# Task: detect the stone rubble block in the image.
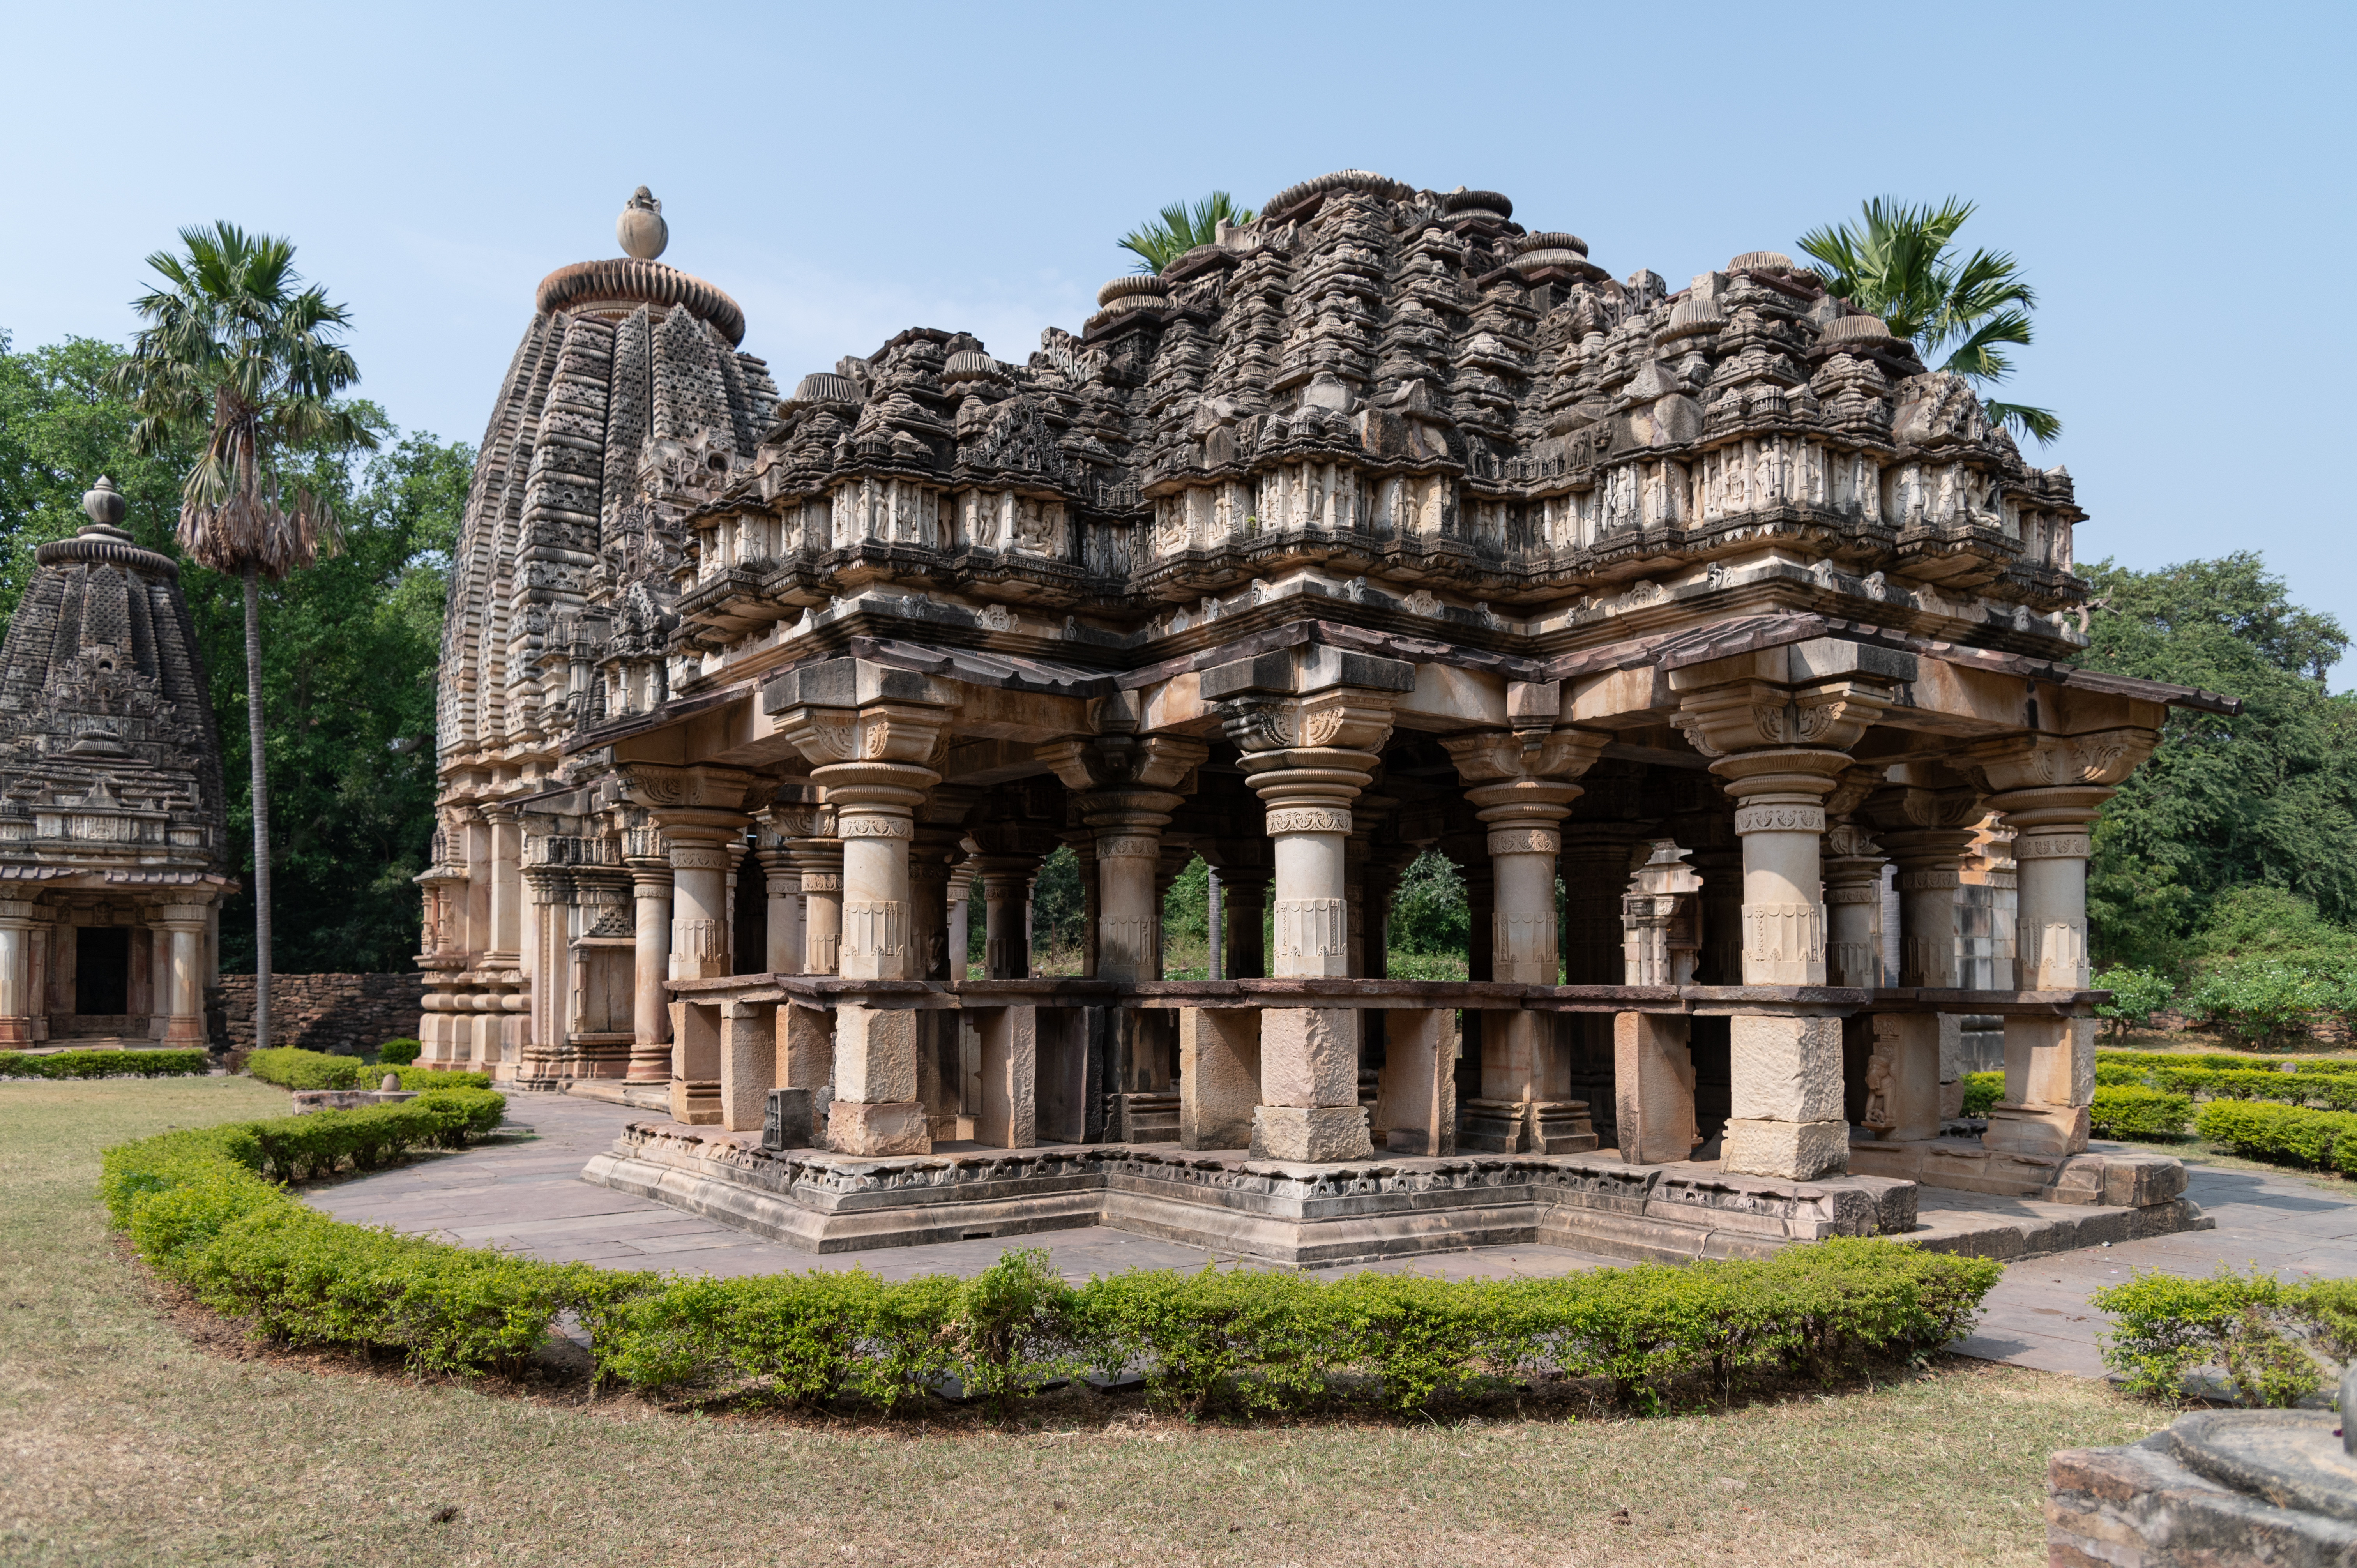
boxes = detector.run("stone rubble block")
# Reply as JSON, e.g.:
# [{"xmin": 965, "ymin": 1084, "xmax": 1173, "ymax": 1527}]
[
  {"xmin": 1728, "ymin": 1014, "xmax": 1844, "ymax": 1124},
  {"xmin": 1721, "ymin": 1117, "xmax": 1850, "ymax": 1181}
]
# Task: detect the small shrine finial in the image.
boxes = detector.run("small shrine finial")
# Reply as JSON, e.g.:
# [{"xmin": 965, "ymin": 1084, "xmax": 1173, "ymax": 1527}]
[
  {"xmin": 618, "ymin": 187, "xmax": 668, "ymax": 261},
  {"xmin": 81, "ymin": 476, "xmax": 127, "ymax": 531}
]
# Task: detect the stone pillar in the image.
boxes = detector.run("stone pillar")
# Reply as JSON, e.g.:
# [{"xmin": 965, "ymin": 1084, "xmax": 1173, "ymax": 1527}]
[
  {"xmin": 976, "ymin": 1004, "xmax": 1038, "ymax": 1148},
  {"xmin": 1869, "ymin": 779, "xmax": 1983, "ymax": 1142},
  {"xmin": 663, "ymin": 830, "xmax": 737, "ymax": 982},
  {"xmin": 485, "ymin": 805, "xmax": 523, "ymax": 961},
  {"xmin": 668, "ymin": 999, "xmax": 721, "ymax": 1125},
  {"xmin": 791, "ymin": 831, "xmax": 842, "ymax": 976},
  {"xmin": 624, "ymin": 844, "xmax": 673, "ymax": 1084},
  {"xmin": 1206, "ymin": 868, "xmax": 1223, "ymax": 981},
  {"xmin": 460, "ymin": 806, "xmax": 491, "ymax": 955},
  {"xmin": 767, "ymin": 671, "xmax": 958, "ymax": 1154},
  {"xmin": 948, "ymin": 863, "xmax": 975, "ymax": 983},
  {"xmin": 755, "ymin": 835, "xmax": 803, "ymax": 976},
  {"xmin": 1822, "ymin": 823, "xmax": 1888, "ymax": 989},
  {"xmin": 1208, "ymin": 648, "xmax": 1411, "ymax": 1161},
  {"xmin": 1973, "ymin": 730, "xmax": 2152, "ymax": 1155},
  {"xmin": 0, "ymin": 899, "xmax": 38, "ymax": 1045},
  {"xmin": 153, "ymin": 902, "xmax": 208, "ymax": 1045},
  {"xmin": 1443, "ymin": 716, "xmax": 1607, "ymax": 1153},
  {"xmin": 975, "ymin": 860, "xmax": 1037, "ymax": 979},
  {"xmin": 1673, "ymin": 674, "xmax": 1894, "ymax": 1180},
  {"xmin": 1216, "ymin": 867, "xmax": 1267, "ymax": 980},
  {"xmin": 1041, "ymin": 738, "xmax": 1202, "ymax": 1129},
  {"xmin": 1040, "ymin": 736, "xmax": 1206, "ymax": 984},
  {"xmin": 1561, "ymin": 825, "xmax": 1643, "ymax": 984}
]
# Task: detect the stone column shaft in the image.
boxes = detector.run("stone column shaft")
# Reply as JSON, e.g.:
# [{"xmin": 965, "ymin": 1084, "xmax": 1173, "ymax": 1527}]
[{"xmin": 625, "ymin": 860, "xmax": 673, "ymax": 1084}]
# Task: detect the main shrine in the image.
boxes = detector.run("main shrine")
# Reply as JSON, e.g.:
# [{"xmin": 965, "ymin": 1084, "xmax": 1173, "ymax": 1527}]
[{"xmin": 417, "ymin": 175, "xmax": 2226, "ymax": 1260}]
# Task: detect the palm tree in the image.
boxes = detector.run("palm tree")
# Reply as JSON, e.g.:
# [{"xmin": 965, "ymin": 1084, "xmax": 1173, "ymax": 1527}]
[
  {"xmin": 1797, "ymin": 198, "xmax": 2060, "ymax": 444},
  {"xmin": 1118, "ymin": 192, "xmax": 1255, "ymax": 274},
  {"xmin": 106, "ymin": 222, "xmax": 377, "ymax": 1052}
]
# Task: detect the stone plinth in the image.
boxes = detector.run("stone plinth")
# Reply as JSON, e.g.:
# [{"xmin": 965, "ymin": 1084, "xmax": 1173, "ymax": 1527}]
[{"xmin": 2048, "ymin": 1407, "xmax": 2357, "ymax": 1567}]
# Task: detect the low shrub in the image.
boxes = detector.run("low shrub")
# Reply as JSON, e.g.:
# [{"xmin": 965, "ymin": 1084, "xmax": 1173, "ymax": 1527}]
[
  {"xmin": 376, "ymin": 1038, "xmax": 422, "ymax": 1067},
  {"xmin": 246, "ymin": 1047, "xmax": 363, "ymax": 1091},
  {"xmin": 2097, "ymin": 1049, "xmax": 2357, "ymax": 1077},
  {"xmin": 2088, "ymin": 1086, "xmax": 2193, "ymax": 1139},
  {"xmin": 2092, "ymin": 966, "xmax": 2177, "ymax": 1037},
  {"xmin": 104, "ymin": 1121, "xmax": 2004, "ymax": 1409},
  {"xmin": 246, "ymin": 1047, "xmax": 488, "ymax": 1093},
  {"xmin": 2195, "ymin": 1099, "xmax": 2357, "ymax": 1175},
  {"xmin": 0, "ymin": 1048, "xmax": 210, "ymax": 1079},
  {"xmin": 102, "ymin": 1088, "xmax": 562, "ymax": 1375},
  {"xmin": 2091, "ymin": 1266, "xmax": 2355, "ymax": 1406},
  {"xmin": 1959, "ymin": 1071, "xmax": 2005, "ymax": 1118}
]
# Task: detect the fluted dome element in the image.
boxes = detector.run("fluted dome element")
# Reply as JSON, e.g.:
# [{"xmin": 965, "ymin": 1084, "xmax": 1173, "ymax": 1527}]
[{"xmin": 535, "ymin": 257, "xmax": 748, "ymax": 347}]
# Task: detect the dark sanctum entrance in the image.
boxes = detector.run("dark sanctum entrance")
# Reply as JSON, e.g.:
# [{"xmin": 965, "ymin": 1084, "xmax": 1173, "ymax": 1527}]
[{"xmin": 74, "ymin": 925, "xmax": 131, "ymax": 1016}]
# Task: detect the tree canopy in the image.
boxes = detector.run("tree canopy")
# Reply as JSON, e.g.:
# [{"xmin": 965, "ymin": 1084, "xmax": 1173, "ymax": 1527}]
[
  {"xmin": 1, "ymin": 330, "xmax": 466, "ymax": 973},
  {"xmin": 2080, "ymin": 553, "xmax": 2357, "ymax": 969}
]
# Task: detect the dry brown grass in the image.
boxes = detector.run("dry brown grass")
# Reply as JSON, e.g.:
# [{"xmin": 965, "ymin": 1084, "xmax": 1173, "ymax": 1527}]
[{"xmin": 0, "ymin": 1078, "xmax": 2171, "ymax": 1567}]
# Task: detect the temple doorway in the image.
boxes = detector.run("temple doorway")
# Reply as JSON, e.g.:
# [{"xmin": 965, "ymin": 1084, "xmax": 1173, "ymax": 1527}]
[{"xmin": 74, "ymin": 925, "xmax": 131, "ymax": 1015}]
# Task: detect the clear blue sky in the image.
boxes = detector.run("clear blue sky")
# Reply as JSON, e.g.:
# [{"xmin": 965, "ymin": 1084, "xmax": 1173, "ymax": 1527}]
[{"xmin": 8, "ymin": 2, "xmax": 2351, "ymax": 681}]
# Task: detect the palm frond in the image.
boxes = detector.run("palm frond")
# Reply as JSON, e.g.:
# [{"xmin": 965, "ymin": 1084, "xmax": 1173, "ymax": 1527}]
[
  {"xmin": 1117, "ymin": 191, "xmax": 1255, "ymax": 274},
  {"xmin": 1982, "ymin": 400, "xmax": 2063, "ymax": 444}
]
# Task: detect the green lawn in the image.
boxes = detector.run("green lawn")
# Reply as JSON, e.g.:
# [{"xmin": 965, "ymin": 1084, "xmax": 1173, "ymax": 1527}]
[{"xmin": 1, "ymin": 1077, "xmax": 2169, "ymax": 1567}]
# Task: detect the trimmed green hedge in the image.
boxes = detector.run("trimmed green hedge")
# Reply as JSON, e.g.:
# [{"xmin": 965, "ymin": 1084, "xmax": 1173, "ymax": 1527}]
[
  {"xmin": 2195, "ymin": 1099, "xmax": 2357, "ymax": 1176},
  {"xmin": 2092, "ymin": 1266, "xmax": 2357, "ymax": 1406},
  {"xmin": 2099, "ymin": 1048, "xmax": 2357, "ymax": 1078},
  {"xmin": 0, "ymin": 1048, "xmax": 210, "ymax": 1079},
  {"xmin": 2088, "ymin": 1086, "xmax": 2193, "ymax": 1139},
  {"xmin": 377, "ymin": 1038, "xmax": 422, "ymax": 1066},
  {"xmin": 246, "ymin": 1048, "xmax": 489, "ymax": 1093},
  {"xmin": 104, "ymin": 1113, "xmax": 2003, "ymax": 1409}
]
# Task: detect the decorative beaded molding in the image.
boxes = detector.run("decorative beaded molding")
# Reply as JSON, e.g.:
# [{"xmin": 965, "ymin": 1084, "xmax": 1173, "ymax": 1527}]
[
  {"xmin": 799, "ymin": 873, "xmax": 843, "ymax": 893},
  {"xmin": 837, "ymin": 815, "xmax": 914, "ymax": 840},
  {"xmin": 671, "ymin": 917, "xmax": 728, "ymax": 962},
  {"xmin": 1733, "ymin": 803, "xmax": 1825, "ymax": 835},
  {"xmin": 1265, "ymin": 808, "xmax": 1352, "ymax": 836},
  {"xmin": 2012, "ymin": 834, "xmax": 2093, "ymax": 861},
  {"xmin": 1824, "ymin": 885, "xmax": 1884, "ymax": 905},
  {"xmin": 1896, "ymin": 869, "xmax": 1964, "ymax": 890},
  {"xmin": 1095, "ymin": 835, "xmax": 1162, "ymax": 858},
  {"xmin": 1485, "ymin": 827, "xmax": 1562, "ymax": 856},
  {"xmin": 1743, "ymin": 902, "xmax": 1825, "ymax": 966},
  {"xmin": 668, "ymin": 846, "xmax": 733, "ymax": 872}
]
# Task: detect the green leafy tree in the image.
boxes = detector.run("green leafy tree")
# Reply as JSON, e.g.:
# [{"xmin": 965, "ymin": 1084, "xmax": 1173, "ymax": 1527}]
[
  {"xmin": 2080, "ymin": 554, "xmax": 2357, "ymax": 969},
  {"xmin": 1797, "ymin": 198, "xmax": 2060, "ymax": 443},
  {"xmin": 104, "ymin": 223, "xmax": 379, "ymax": 1049},
  {"xmin": 3, "ymin": 330, "xmax": 468, "ymax": 975},
  {"xmin": 1118, "ymin": 192, "xmax": 1254, "ymax": 275}
]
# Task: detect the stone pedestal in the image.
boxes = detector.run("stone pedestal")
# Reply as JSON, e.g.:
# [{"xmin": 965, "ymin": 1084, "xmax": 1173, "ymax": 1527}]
[
  {"xmin": 719, "ymin": 999, "xmax": 775, "ymax": 1133},
  {"xmin": 1251, "ymin": 1007, "xmax": 1370, "ymax": 1160},
  {"xmin": 1179, "ymin": 1006, "xmax": 1260, "ymax": 1150},
  {"xmin": 668, "ymin": 999, "xmax": 721, "ymax": 1125},
  {"xmin": 1614, "ymin": 1011, "xmax": 1699, "ymax": 1164},
  {"xmin": 1376, "ymin": 1008, "xmax": 1455, "ymax": 1156},
  {"xmin": 830, "ymin": 1003, "xmax": 926, "ymax": 1155},
  {"xmin": 975, "ymin": 1004, "xmax": 1038, "ymax": 1148},
  {"xmin": 1722, "ymin": 1014, "xmax": 1848, "ymax": 1180}
]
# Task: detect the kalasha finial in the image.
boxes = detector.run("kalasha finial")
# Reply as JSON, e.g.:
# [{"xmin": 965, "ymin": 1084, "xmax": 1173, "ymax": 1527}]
[
  {"xmin": 618, "ymin": 187, "xmax": 668, "ymax": 261},
  {"xmin": 81, "ymin": 476, "xmax": 127, "ymax": 531}
]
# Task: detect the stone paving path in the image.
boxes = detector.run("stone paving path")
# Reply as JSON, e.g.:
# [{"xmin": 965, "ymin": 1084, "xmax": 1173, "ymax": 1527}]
[{"xmin": 308, "ymin": 1093, "xmax": 2357, "ymax": 1374}]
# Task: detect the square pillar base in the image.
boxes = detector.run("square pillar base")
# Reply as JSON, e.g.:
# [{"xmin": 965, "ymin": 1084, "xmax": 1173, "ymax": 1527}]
[
  {"xmin": 829, "ymin": 1099, "xmax": 930, "ymax": 1156},
  {"xmin": 1722, "ymin": 1118, "xmax": 1849, "ymax": 1180},
  {"xmin": 668, "ymin": 1078, "xmax": 721, "ymax": 1125},
  {"xmin": 1179, "ymin": 1007, "xmax": 1261, "ymax": 1151},
  {"xmin": 1249, "ymin": 1104, "xmax": 1372, "ymax": 1162},
  {"xmin": 1982, "ymin": 1102, "xmax": 2091, "ymax": 1157},
  {"xmin": 1376, "ymin": 1008, "xmax": 1454, "ymax": 1157},
  {"xmin": 1458, "ymin": 1098, "xmax": 1597, "ymax": 1155},
  {"xmin": 1613, "ymin": 1012, "xmax": 1699, "ymax": 1165}
]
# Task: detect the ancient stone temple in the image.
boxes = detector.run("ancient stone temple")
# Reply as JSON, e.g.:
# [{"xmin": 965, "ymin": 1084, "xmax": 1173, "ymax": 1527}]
[
  {"xmin": 0, "ymin": 479, "xmax": 230, "ymax": 1046},
  {"xmin": 422, "ymin": 176, "xmax": 2229, "ymax": 1260}
]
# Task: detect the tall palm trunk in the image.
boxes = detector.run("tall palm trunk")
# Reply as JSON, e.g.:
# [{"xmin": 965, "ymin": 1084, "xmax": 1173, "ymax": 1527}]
[{"xmin": 242, "ymin": 566, "xmax": 272, "ymax": 1052}]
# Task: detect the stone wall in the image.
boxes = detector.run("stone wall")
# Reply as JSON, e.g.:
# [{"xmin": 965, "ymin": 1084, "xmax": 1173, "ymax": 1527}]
[{"xmin": 210, "ymin": 973, "xmax": 425, "ymax": 1056}]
